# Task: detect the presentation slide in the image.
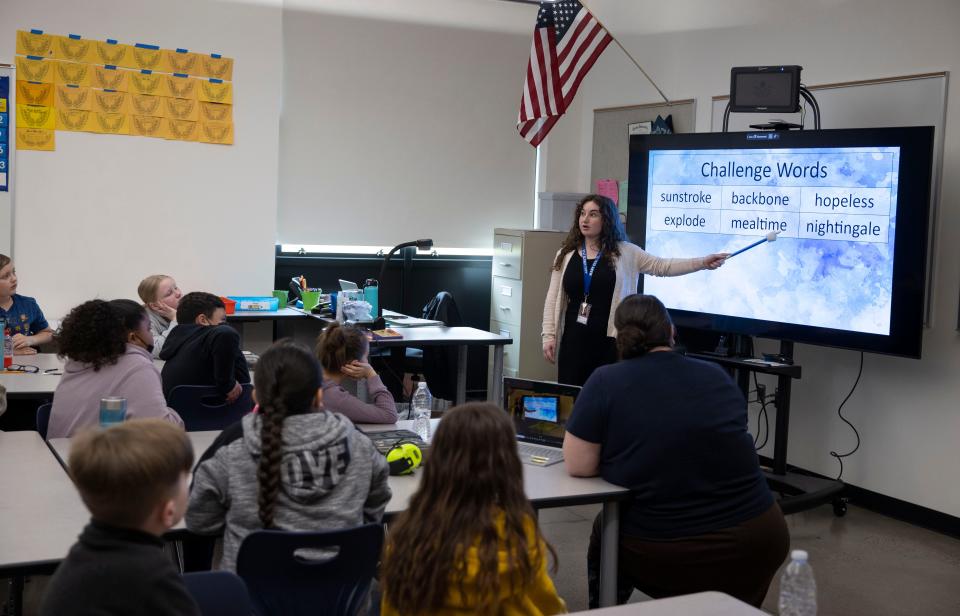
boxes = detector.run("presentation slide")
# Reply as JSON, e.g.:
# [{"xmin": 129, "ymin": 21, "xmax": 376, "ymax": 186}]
[
  {"xmin": 523, "ymin": 396, "xmax": 559, "ymax": 423},
  {"xmin": 644, "ymin": 146, "xmax": 900, "ymax": 335}
]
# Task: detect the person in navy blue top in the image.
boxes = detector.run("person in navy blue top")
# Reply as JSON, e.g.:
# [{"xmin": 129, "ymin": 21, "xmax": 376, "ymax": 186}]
[
  {"xmin": 0, "ymin": 254, "xmax": 54, "ymax": 354},
  {"xmin": 563, "ymin": 294, "xmax": 789, "ymax": 608}
]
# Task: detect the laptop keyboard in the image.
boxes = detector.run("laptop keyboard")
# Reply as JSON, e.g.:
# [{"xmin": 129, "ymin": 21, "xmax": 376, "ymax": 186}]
[{"xmin": 517, "ymin": 442, "xmax": 564, "ymax": 466}]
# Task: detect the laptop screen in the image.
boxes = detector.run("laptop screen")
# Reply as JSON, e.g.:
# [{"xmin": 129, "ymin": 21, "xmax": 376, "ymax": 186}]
[{"xmin": 503, "ymin": 377, "xmax": 581, "ymax": 447}]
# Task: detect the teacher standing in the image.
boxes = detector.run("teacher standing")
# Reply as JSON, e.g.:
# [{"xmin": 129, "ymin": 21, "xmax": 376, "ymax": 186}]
[{"xmin": 541, "ymin": 195, "xmax": 726, "ymax": 386}]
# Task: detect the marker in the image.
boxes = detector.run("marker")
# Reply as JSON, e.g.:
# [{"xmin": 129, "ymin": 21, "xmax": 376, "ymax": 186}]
[{"xmin": 727, "ymin": 230, "xmax": 781, "ymax": 258}]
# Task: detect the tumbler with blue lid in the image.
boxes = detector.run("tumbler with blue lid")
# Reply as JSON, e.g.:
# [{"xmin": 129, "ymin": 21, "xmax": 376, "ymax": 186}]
[{"xmin": 99, "ymin": 397, "xmax": 127, "ymax": 427}]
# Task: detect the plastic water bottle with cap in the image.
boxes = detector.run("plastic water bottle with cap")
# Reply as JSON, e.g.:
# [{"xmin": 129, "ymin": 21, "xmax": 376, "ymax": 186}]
[
  {"xmin": 779, "ymin": 549, "xmax": 817, "ymax": 616},
  {"xmin": 99, "ymin": 397, "xmax": 127, "ymax": 428},
  {"xmin": 2, "ymin": 323, "xmax": 13, "ymax": 369},
  {"xmin": 411, "ymin": 381, "xmax": 432, "ymax": 441}
]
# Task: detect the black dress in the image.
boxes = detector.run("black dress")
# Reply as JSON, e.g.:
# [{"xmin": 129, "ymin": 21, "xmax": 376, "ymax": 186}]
[{"xmin": 557, "ymin": 252, "xmax": 618, "ymax": 386}]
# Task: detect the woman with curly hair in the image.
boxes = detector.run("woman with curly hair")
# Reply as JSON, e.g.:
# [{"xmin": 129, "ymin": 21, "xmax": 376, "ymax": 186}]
[
  {"xmin": 542, "ymin": 195, "xmax": 728, "ymax": 386},
  {"xmin": 47, "ymin": 299, "xmax": 183, "ymax": 438},
  {"xmin": 380, "ymin": 402, "xmax": 566, "ymax": 616}
]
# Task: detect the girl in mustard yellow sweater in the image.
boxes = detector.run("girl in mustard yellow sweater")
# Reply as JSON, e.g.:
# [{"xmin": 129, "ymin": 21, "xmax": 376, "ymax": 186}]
[{"xmin": 380, "ymin": 402, "xmax": 566, "ymax": 616}]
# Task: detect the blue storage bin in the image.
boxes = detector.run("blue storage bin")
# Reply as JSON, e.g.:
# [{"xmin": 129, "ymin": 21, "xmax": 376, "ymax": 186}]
[{"xmin": 227, "ymin": 296, "xmax": 280, "ymax": 312}]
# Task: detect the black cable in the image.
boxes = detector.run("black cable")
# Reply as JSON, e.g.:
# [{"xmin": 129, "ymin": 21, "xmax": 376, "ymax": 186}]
[
  {"xmin": 752, "ymin": 371, "xmax": 770, "ymax": 450},
  {"xmin": 829, "ymin": 351, "xmax": 864, "ymax": 480}
]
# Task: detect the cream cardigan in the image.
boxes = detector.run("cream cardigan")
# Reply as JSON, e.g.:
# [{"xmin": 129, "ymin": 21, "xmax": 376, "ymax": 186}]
[{"xmin": 541, "ymin": 241, "xmax": 705, "ymax": 343}]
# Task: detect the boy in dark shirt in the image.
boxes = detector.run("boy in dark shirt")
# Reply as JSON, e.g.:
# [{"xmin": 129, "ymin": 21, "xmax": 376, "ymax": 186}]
[
  {"xmin": 160, "ymin": 292, "xmax": 250, "ymax": 402},
  {"xmin": 41, "ymin": 419, "xmax": 201, "ymax": 616}
]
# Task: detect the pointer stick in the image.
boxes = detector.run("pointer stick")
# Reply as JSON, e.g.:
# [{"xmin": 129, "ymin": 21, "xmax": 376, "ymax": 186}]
[{"xmin": 727, "ymin": 231, "xmax": 780, "ymax": 258}]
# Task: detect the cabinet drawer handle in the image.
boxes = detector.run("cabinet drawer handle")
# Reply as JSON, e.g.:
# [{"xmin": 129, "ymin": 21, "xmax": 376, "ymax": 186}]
[
  {"xmin": 498, "ymin": 262, "xmax": 512, "ymax": 267},
  {"xmin": 498, "ymin": 306, "xmax": 510, "ymax": 311}
]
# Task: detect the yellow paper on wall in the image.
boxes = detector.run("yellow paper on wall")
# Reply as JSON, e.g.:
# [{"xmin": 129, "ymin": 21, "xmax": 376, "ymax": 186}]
[
  {"xmin": 93, "ymin": 41, "xmax": 131, "ymax": 67},
  {"xmin": 53, "ymin": 61, "xmax": 92, "ymax": 87},
  {"xmin": 199, "ymin": 120, "xmax": 233, "ymax": 145},
  {"xmin": 128, "ymin": 72, "xmax": 164, "ymax": 96},
  {"xmin": 130, "ymin": 94, "xmax": 164, "ymax": 117},
  {"xmin": 17, "ymin": 127, "xmax": 55, "ymax": 151},
  {"xmin": 164, "ymin": 97, "xmax": 199, "ymax": 122},
  {"xmin": 91, "ymin": 65, "xmax": 129, "ymax": 91},
  {"xmin": 129, "ymin": 115, "xmax": 166, "ymax": 138},
  {"xmin": 16, "ymin": 30, "xmax": 54, "ymax": 57},
  {"xmin": 15, "ymin": 56, "xmax": 54, "ymax": 84},
  {"xmin": 166, "ymin": 118, "xmax": 198, "ymax": 141},
  {"xmin": 55, "ymin": 85, "xmax": 92, "ymax": 111},
  {"xmin": 162, "ymin": 75, "xmax": 198, "ymax": 100},
  {"xmin": 16, "ymin": 81, "xmax": 54, "ymax": 107},
  {"xmin": 197, "ymin": 55, "xmax": 234, "ymax": 81},
  {"xmin": 52, "ymin": 35, "xmax": 96, "ymax": 63},
  {"xmin": 17, "ymin": 104, "xmax": 56, "ymax": 130},
  {"xmin": 198, "ymin": 101, "xmax": 232, "ymax": 123},
  {"xmin": 130, "ymin": 46, "xmax": 164, "ymax": 71},
  {"xmin": 92, "ymin": 90, "xmax": 130, "ymax": 115},
  {"xmin": 92, "ymin": 112, "xmax": 129, "ymax": 135},
  {"xmin": 160, "ymin": 50, "xmax": 199, "ymax": 74},
  {"xmin": 0, "ymin": 100, "xmax": 6, "ymax": 113},
  {"xmin": 198, "ymin": 80, "xmax": 232, "ymax": 104},
  {"xmin": 56, "ymin": 108, "xmax": 93, "ymax": 132}
]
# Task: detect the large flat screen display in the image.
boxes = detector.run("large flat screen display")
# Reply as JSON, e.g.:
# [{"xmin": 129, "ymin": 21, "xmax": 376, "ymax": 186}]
[{"xmin": 627, "ymin": 127, "xmax": 934, "ymax": 358}]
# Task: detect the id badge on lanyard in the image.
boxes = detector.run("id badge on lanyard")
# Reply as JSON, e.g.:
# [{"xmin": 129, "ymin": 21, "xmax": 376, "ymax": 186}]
[{"xmin": 577, "ymin": 243, "xmax": 601, "ymax": 325}]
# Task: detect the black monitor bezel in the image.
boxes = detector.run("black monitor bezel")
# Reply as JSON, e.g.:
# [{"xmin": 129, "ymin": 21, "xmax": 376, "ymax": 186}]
[
  {"xmin": 627, "ymin": 126, "xmax": 934, "ymax": 358},
  {"xmin": 729, "ymin": 65, "xmax": 802, "ymax": 113}
]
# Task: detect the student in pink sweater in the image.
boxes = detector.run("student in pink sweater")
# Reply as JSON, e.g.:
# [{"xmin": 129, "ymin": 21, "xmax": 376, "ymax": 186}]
[
  {"xmin": 48, "ymin": 299, "xmax": 183, "ymax": 438},
  {"xmin": 315, "ymin": 322, "xmax": 398, "ymax": 425}
]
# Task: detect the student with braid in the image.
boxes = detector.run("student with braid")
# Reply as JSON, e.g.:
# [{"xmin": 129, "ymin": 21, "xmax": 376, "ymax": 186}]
[
  {"xmin": 380, "ymin": 402, "xmax": 566, "ymax": 616},
  {"xmin": 185, "ymin": 339, "xmax": 391, "ymax": 571}
]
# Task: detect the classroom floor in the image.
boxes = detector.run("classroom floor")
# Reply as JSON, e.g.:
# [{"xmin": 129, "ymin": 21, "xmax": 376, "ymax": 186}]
[{"xmin": 539, "ymin": 502, "xmax": 960, "ymax": 614}]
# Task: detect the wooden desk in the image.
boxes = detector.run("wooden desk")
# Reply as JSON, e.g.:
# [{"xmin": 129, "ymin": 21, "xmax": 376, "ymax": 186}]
[{"xmin": 566, "ymin": 591, "xmax": 765, "ymax": 615}]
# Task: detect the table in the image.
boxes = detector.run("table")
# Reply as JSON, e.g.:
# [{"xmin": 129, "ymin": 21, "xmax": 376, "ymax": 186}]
[
  {"xmin": 0, "ymin": 354, "xmax": 165, "ymax": 399},
  {"xmin": 0, "ymin": 432, "xmax": 90, "ymax": 615},
  {"xmin": 226, "ymin": 306, "xmax": 313, "ymax": 343},
  {"xmin": 566, "ymin": 591, "xmax": 764, "ymax": 615}
]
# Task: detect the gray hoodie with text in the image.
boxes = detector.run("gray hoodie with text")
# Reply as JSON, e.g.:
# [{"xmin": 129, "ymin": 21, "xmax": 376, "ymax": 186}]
[{"xmin": 185, "ymin": 410, "xmax": 391, "ymax": 571}]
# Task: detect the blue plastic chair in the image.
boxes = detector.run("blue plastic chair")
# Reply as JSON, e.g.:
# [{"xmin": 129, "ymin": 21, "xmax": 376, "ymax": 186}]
[
  {"xmin": 168, "ymin": 384, "xmax": 254, "ymax": 431},
  {"xmin": 182, "ymin": 571, "xmax": 253, "ymax": 616},
  {"xmin": 236, "ymin": 524, "xmax": 384, "ymax": 616},
  {"xmin": 35, "ymin": 402, "xmax": 52, "ymax": 440}
]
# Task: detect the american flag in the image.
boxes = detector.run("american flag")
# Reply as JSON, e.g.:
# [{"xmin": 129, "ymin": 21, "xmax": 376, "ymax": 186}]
[{"xmin": 517, "ymin": 0, "xmax": 612, "ymax": 146}]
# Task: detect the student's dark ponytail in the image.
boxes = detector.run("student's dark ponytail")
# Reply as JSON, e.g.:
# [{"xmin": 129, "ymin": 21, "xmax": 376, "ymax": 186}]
[
  {"xmin": 253, "ymin": 340, "xmax": 322, "ymax": 529},
  {"xmin": 614, "ymin": 295, "xmax": 674, "ymax": 360}
]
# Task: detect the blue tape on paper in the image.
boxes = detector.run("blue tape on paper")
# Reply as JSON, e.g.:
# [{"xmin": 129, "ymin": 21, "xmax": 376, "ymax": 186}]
[
  {"xmin": 30, "ymin": 29, "xmax": 43, "ymax": 35},
  {"xmin": 135, "ymin": 43, "xmax": 160, "ymax": 50},
  {"xmin": 211, "ymin": 53, "xmax": 221, "ymax": 59},
  {"xmin": 176, "ymin": 48, "xmax": 188, "ymax": 53},
  {"xmin": 140, "ymin": 69, "xmax": 152, "ymax": 75},
  {"xmin": 105, "ymin": 64, "xmax": 117, "ymax": 70},
  {"xmin": 209, "ymin": 78, "xmax": 223, "ymax": 84},
  {"xmin": 106, "ymin": 39, "xmax": 118, "ymax": 45},
  {"xmin": 173, "ymin": 73, "xmax": 188, "ymax": 78},
  {"xmin": 26, "ymin": 55, "xmax": 45, "ymax": 61},
  {"xmin": 69, "ymin": 34, "xmax": 81, "ymax": 40}
]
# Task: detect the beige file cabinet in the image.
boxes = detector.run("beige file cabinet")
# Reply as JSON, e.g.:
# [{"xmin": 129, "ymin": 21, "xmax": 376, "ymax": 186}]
[{"xmin": 489, "ymin": 228, "xmax": 566, "ymax": 386}]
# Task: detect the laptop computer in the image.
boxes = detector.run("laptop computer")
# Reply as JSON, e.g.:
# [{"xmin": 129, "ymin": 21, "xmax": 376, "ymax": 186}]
[
  {"xmin": 503, "ymin": 377, "xmax": 581, "ymax": 466},
  {"xmin": 338, "ymin": 279, "xmax": 359, "ymax": 291}
]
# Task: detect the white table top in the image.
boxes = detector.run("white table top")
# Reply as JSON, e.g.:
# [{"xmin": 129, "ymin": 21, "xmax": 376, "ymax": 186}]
[
  {"xmin": 0, "ymin": 431, "xmax": 89, "ymax": 572},
  {"xmin": 566, "ymin": 592, "xmax": 765, "ymax": 615},
  {"xmin": 227, "ymin": 307, "xmax": 311, "ymax": 321},
  {"xmin": 0, "ymin": 353, "xmax": 164, "ymax": 396}
]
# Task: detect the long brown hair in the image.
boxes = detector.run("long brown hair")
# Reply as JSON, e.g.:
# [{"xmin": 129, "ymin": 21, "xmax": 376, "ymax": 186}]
[
  {"xmin": 254, "ymin": 340, "xmax": 321, "ymax": 528},
  {"xmin": 381, "ymin": 403, "xmax": 557, "ymax": 614},
  {"xmin": 553, "ymin": 194, "xmax": 627, "ymax": 270},
  {"xmin": 316, "ymin": 322, "xmax": 368, "ymax": 374},
  {"xmin": 615, "ymin": 294, "xmax": 674, "ymax": 359}
]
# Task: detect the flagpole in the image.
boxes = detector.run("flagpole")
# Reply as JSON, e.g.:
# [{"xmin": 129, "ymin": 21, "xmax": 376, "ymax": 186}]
[{"xmin": 580, "ymin": 0, "xmax": 671, "ymax": 104}]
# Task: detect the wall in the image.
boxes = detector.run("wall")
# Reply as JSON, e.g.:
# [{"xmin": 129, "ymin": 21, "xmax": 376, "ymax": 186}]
[
  {"xmin": 0, "ymin": 0, "xmax": 282, "ymax": 319},
  {"xmin": 541, "ymin": 0, "xmax": 960, "ymax": 517},
  {"xmin": 277, "ymin": 6, "xmax": 536, "ymax": 250}
]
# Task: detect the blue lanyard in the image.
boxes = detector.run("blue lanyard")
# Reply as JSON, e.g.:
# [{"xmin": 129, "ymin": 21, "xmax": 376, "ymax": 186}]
[{"xmin": 581, "ymin": 243, "xmax": 602, "ymax": 300}]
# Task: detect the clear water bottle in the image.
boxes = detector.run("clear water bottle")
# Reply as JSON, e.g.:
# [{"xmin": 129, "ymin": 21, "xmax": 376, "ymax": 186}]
[
  {"xmin": 99, "ymin": 397, "xmax": 127, "ymax": 428},
  {"xmin": 2, "ymin": 323, "xmax": 13, "ymax": 369},
  {"xmin": 779, "ymin": 549, "xmax": 817, "ymax": 616},
  {"xmin": 411, "ymin": 381, "xmax": 432, "ymax": 441}
]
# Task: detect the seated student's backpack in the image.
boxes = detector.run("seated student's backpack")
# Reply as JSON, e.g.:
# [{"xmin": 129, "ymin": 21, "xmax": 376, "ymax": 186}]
[{"xmin": 420, "ymin": 292, "xmax": 463, "ymax": 402}]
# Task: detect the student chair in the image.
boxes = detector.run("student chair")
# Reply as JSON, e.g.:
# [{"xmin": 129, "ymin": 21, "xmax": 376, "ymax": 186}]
[
  {"xmin": 35, "ymin": 402, "xmax": 52, "ymax": 440},
  {"xmin": 167, "ymin": 384, "xmax": 254, "ymax": 431},
  {"xmin": 236, "ymin": 524, "xmax": 385, "ymax": 616},
  {"xmin": 182, "ymin": 571, "xmax": 253, "ymax": 616}
]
